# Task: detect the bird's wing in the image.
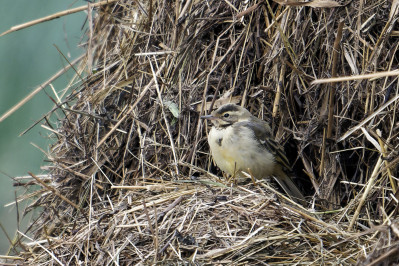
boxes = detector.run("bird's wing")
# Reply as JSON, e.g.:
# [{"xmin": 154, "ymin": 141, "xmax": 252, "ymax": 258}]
[
  {"xmin": 239, "ymin": 120, "xmax": 292, "ymax": 172},
  {"xmin": 239, "ymin": 120, "xmax": 306, "ymax": 205}
]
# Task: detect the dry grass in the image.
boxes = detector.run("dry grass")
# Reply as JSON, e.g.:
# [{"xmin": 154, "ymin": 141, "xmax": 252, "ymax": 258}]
[{"xmin": 3, "ymin": 0, "xmax": 399, "ymax": 264}]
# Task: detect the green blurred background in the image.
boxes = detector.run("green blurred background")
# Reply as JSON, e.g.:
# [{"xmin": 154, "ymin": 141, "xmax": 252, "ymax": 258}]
[{"xmin": 0, "ymin": 1, "xmax": 86, "ymax": 253}]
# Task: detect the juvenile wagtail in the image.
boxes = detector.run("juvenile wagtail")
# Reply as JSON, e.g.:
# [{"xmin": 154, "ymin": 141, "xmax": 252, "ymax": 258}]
[{"xmin": 201, "ymin": 103, "xmax": 306, "ymax": 205}]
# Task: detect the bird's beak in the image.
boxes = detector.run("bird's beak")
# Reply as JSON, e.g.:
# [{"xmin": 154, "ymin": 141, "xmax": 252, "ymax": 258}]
[{"xmin": 200, "ymin": 114, "xmax": 217, "ymax": 120}]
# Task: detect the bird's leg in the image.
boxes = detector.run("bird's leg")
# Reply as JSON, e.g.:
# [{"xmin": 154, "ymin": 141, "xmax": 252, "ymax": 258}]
[
  {"xmin": 247, "ymin": 168, "xmax": 257, "ymax": 186},
  {"xmin": 231, "ymin": 162, "xmax": 238, "ymax": 185}
]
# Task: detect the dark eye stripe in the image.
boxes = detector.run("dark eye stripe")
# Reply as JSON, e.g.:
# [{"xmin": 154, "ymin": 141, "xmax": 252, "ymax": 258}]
[{"xmin": 217, "ymin": 104, "xmax": 241, "ymax": 114}]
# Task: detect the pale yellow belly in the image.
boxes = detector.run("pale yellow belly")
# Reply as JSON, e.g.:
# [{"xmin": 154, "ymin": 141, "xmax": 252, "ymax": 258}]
[{"xmin": 208, "ymin": 126, "xmax": 275, "ymax": 178}]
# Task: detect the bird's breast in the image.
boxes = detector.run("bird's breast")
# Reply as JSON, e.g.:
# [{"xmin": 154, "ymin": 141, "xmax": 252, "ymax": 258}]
[{"xmin": 208, "ymin": 125, "xmax": 275, "ymax": 178}]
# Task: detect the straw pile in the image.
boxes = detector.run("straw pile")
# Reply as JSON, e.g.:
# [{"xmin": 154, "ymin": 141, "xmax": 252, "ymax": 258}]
[{"xmin": 5, "ymin": 0, "xmax": 399, "ymax": 264}]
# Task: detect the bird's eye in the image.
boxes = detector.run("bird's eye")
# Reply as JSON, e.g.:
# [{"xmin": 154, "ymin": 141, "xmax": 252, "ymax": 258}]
[{"xmin": 223, "ymin": 113, "xmax": 230, "ymax": 118}]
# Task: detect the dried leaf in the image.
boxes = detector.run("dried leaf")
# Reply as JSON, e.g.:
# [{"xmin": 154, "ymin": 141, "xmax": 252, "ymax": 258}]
[{"xmin": 273, "ymin": 0, "xmax": 341, "ymax": 7}]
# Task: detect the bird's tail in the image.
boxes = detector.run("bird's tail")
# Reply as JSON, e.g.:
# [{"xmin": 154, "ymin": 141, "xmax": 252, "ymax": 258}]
[{"xmin": 273, "ymin": 168, "xmax": 306, "ymax": 206}]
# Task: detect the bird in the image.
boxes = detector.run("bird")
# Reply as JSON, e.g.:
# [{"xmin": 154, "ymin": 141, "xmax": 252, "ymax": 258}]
[{"xmin": 201, "ymin": 103, "xmax": 306, "ymax": 205}]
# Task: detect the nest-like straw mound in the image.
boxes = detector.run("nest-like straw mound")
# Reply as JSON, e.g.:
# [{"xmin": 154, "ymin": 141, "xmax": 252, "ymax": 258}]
[{"xmin": 6, "ymin": 0, "xmax": 399, "ymax": 264}]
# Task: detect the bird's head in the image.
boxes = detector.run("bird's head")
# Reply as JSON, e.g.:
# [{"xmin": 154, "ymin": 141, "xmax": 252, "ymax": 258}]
[{"xmin": 201, "ymin": 103, "xmax": 252, "ymax": 127}]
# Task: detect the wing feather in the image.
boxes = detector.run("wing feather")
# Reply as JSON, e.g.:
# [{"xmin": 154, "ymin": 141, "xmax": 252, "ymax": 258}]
[{"xmin": 238, "ymin": 120, "xmax": 292, "ymax": 171}]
